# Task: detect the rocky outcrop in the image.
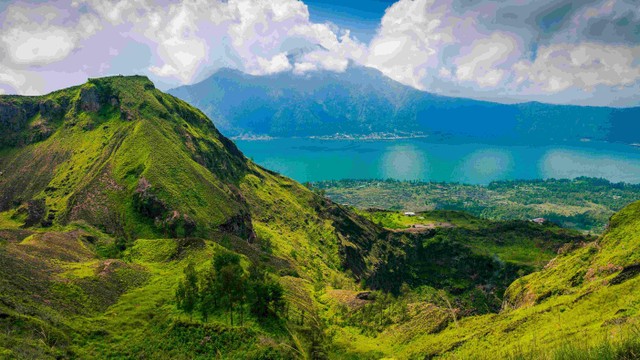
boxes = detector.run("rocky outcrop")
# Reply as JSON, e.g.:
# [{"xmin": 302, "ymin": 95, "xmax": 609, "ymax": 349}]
[
  {"xmin": 0, "ymin": 101, "xmax": 37, "ymax": 132},
  {"xmin": 133, "ymin": 177, "xmax": 167, "ymax": 219},
  {"xmin": 218, "ymin": 212, "xmax": 257, "ymax": 242},
  {"xmin": 78, "ymin": 85, "xmax": 101, "ymax": 112},
  {"xmin": 355, "ymin": 291, "xmax": 374, "ymax": 300},
  {"xmin": 132, "ymin": 177, "xmax": 199, "ymax": 237},
  {"xmin": 163, "ymin": 211, "xmax": 197, "ymax": 238},
  {"xmin": 79, "ymin": 80, "xmax": 136, "ymax": 121},
  {"xmin": 38, "ymin": 98, "xmax": 66, "ymax": 120},
  {"xmin": 324, "ymin": 202, "xmax": 384, "ymax": 281},
  {"xmin": 120, "ymin": 108, "xmax": 135, "ymax": 121},
  {"xmin": 23, "ymin": 199, "xmax": 47, "ymax": 227},
  {"xmin": 610, "ymin": 264, "xmax": 640, "ymax": 285},
  {"xmin": 1, "ymin": 96, "xmax": 70, "ymax": 147},
  {"xmin": 0, "ymin": 102, "xmax": 24, "ymax": 131}
]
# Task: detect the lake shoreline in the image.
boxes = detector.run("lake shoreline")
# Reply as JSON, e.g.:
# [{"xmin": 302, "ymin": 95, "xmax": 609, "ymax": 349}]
[
  {"xmin": 235, "ymin": 137, "xmax": 640, "ymax": 184},
  {"xmin": 232, "ymin": 134, "xmax": 640, "ymax": 148}
]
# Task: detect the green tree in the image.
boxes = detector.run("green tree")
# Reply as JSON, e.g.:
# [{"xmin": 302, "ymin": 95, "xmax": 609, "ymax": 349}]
[
  {"xmin": 175, "ymin": 261, "xmax": 199, "ymax": 319},
  {"xmin": 249, "ymin": 277, "xmax": 285, "ymax": 318},
  {"xmin": 176, "ymin": 251, "xmax": 287, "ymax": 325},
  {"xmin": 198, "ymin": 265, "xmax": 219, "ymax": 322},
  {"xmin": 213, "ymin": 251, "xmax": 247, "ymax": 326}
]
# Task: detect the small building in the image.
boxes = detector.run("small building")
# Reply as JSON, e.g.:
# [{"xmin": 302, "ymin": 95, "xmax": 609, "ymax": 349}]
[
  {"xmin": 404, "ymin": 212, "xmax": 416, "ymax": 216},
  {"xmin": 531, "ymin": 218, "xmax": 546, "ymax": 224}
]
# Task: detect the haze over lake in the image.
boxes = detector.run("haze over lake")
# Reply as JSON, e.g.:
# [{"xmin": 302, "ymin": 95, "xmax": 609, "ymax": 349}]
[{"xmin": 235, "ymin": 138, "xmax": 640, "ymax": 184}]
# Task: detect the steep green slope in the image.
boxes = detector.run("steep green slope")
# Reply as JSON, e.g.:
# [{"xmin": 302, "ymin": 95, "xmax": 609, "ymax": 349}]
[
  {"xmin": 0, "ymin": 76, "xmax": 378, "ymax": 358},
  {"xmin": 0, "ymin": 76, "xmax": 249, "ymax": 240},
  {"xmin": 357, "ymin": 210, "xmax": 590, "ymax": 310}
]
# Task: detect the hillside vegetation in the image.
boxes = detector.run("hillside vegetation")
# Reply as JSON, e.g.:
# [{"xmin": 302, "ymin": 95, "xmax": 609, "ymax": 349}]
[
  {"xmin": 374, "ymin": 200, "xmax": 640, "ymax": 359},
  {"xmin": 1, "ymin": 76, "xmax": 639, "ymax": 359}
]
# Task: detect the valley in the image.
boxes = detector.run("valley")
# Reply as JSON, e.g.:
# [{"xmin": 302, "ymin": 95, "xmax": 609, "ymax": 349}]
[{"xmin": 314, "ymin": 178, "xmax": 640, "ymax": 233}]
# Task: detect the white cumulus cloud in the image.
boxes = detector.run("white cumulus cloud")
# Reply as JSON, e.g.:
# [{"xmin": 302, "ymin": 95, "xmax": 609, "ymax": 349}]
[
  {"xmin": 0, "ymin": 0, "xmax": 369, "ymax": 93},
  {"xmin": 254, "ymin": 53, "xmax": 293, "ymax": 75},
  {"xmin": 514, "ymin": 43, "xmax": 640, "ymax": 93},
  {"xmin": 0, "ymin": 0, "xmax": 639, "ymax": 106},
  {"xmin": 454, "ymin": 33, "xmax": 520, "ymax": 88},
  {"xmin": 365, "ymin": 0, "xmax": 640, "ymax": 105},
  {"xmin": 3, "ymin": 28, "xmax": 76, "ymax": 65},
  {"xmin": 0, "ymin": 5, "xmax": 101, "ymax": 67}
]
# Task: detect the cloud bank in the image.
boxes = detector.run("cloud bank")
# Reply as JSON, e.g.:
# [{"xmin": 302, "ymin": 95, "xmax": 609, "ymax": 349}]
[
  {"xmin": 0, "ymin": 0, "xmax": 638, "ymax": 106},
  {"xmin": 366, "ymin": 0, "xmax": 640, "ymax": 105}
]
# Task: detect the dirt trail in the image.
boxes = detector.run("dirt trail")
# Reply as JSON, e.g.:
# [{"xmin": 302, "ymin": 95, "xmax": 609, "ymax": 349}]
[{"xmin": 389, "ymin": 222, "xmax": 455, "ymax": 233}]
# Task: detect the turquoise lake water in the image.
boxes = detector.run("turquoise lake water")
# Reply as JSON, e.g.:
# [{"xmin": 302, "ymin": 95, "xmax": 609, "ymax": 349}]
[{"xmin": 234, "ymin": 138, "xmax": 640, "ymax": 184}]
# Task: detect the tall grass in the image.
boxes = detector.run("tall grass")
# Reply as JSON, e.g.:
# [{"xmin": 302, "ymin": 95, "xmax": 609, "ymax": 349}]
[
  {"xmin": 506, "ymin": 327, "xmax": 640, "ymax": 360},
  {"xmin": 552, "ymin": 334, "xmax": 640, "ymax": 360}
]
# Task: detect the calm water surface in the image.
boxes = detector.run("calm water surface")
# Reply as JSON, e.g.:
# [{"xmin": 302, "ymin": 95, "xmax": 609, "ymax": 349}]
[{"xmin": 235, "ymin": 138, "xmax": 640, "ymax": 184}]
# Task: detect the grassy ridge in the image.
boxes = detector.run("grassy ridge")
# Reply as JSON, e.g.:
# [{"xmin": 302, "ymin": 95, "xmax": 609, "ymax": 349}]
[
  {"xmin": 0, "ymin": 228, "xmax": 295, "ymax": 358},
  {"xmin": 0, "ymin": 76, "xmax": 250, "ymax": 241}
]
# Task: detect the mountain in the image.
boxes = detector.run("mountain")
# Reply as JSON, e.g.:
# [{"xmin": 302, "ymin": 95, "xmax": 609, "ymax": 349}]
[
  {"xmin": 1, "ymin": 76, "xmax": 640, "ymax": 359},
  {"xmin": 169, "ymin": 66, "xmax": 640, "ymax": 143},
  {"xmin": 0, "ymin": 75, "xmax": 385, "ymax": 357}
]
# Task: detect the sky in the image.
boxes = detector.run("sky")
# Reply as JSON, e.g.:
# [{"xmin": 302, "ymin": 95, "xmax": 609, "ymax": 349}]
[
  {"xmin": 0, "ymin": 0, "xmax": 639, "ymax": 107},
  {"xmin": 305, "ymin": 0, "xmax": 396, "ymax": 42}
]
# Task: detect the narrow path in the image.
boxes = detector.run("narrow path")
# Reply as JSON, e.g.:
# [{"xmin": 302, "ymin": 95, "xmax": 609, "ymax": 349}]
[{"xmin": 388, "ymin": 222, "xmax": 455, "ymax": 233}]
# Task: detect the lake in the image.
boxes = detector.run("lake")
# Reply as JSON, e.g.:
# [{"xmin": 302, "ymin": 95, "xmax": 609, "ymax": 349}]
[{"xmin": 235, "ymin": 138, "xmax": 640, "ymax": 184}]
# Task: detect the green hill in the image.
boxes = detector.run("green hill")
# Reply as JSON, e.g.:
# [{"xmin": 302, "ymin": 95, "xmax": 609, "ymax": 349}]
[
  {"xmin": 0, "ymin": 75, "xmax": 382, "ymax": 358},
  {"xmin": 383, "ymin": 200, "xmax": 640, "ymax": 359},
  {"xmin": 0, "ymin": 75, "xmax": 250, "ymax": 239},
  {"xmin": 1, "ymin": 76, "xmax": 639, "ymax": 359}
]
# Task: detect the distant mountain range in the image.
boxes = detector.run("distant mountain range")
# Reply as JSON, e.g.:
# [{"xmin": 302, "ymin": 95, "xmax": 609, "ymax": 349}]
[{"xmin": 169, "ymin": 65, "xmax": 640, "ymax": 143}]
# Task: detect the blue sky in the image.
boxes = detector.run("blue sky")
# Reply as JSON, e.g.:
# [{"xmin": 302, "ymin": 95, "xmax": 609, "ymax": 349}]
[
  {"xmin": 305, "ymin": 0, "xmax": 396, "ymax": 43},
  {"xmin": 0, "ymin": 0, "xmax": 639, "ymax": 107}
]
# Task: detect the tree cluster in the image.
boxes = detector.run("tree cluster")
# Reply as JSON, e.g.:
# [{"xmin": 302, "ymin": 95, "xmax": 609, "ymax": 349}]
[{"xmin": 175, "ymin": 251, "xmax": 285, "ymax": 326}]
